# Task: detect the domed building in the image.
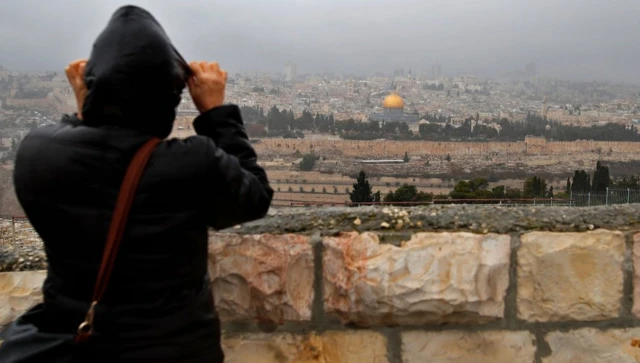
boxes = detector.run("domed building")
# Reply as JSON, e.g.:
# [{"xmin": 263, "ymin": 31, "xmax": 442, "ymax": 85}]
[
  {"xmin": 370, "ymin": 92, "xmax": 419, "ymax": 123},
  {"xmin": 383, "ymin": 93, "xmax": 405, "ymax": 109}
]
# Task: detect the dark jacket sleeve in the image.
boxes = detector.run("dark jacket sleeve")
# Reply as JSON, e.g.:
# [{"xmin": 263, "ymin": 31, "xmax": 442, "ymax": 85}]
[{"xmin": 193, "ymin": 105, "xmax": 274, "ymax": 230}]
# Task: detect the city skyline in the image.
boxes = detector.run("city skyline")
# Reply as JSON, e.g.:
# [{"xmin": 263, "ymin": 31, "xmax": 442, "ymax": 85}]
[{"xmin": 0, "ymin": 0, "xmax": 639, "ymax": 84}]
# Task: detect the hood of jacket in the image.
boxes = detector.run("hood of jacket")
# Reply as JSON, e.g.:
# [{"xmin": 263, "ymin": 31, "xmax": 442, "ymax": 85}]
[{"xmin": 82, "ymin": 5, "xmax": 191, "ymax": 139}]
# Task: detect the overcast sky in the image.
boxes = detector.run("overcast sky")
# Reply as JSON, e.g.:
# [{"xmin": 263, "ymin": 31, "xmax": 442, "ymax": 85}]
[{"xmin": 1, "ymin": 0, "xmax": 638, "ymax": 83}]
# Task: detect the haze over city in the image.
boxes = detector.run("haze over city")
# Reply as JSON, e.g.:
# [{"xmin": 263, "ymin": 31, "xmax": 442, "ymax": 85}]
[
  {"xmin": 1, "ymin": 0, "xmax": 639, "ymax": 83},
  {"xmin": 5, "ymin": 3, "xmax": 640, "ymax": 362}
]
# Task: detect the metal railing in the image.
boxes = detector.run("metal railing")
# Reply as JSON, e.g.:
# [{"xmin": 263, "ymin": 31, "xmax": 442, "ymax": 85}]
[
  {"xmin": 570, "ymin": 188, "xmax": 640, "ymax": 207},
  {"xmin": 283, "ymin": 199, "xmax": 575, "ymax": 207},
  {"xmin": 432, "ymin": 198, "xmax": 573, "ymax": 206}
]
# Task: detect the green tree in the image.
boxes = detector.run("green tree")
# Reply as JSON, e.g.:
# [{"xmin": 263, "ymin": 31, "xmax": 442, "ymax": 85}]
[
  {"xmin": 299, "ymin": 153, "xmax": 319, "ymax": 171},
  {"xmin": 523, "ymin": 176, "xmax": 548, "ymax": 198},
  {"xmin": 349, "ymin": 170, "xmax": 378, "ymax": 204},
  {"xmin": 384, "ymin": 184, "xmax": 433, "ymax": 204},
  {"xmin": 450, "ymin": 178, "xmax": 492, "ymax": 199},
  {"xmin": 571, "ymin": 170, "xmax": 591, "ymax": 193},
  {"xmin": 403, "ymin": 151, "xmax": 410, "ymax": 163},
  {"xmin": 505, "ymin": 187, "xmax": 522, "ymax": 199},
  {"xmin": 491, "ymin": 186, "xmax": 505, "ymax": 198},
  {"xmin": 615, "ymin": 175, "xmax": 640, "ymax": 188},
  {"xmin": 445, "ymin": 154, "xmax": 451, "ymax": 162},
  {"xmin": 591, "ymin": 161, "xmax": 610, "ymax": 193},
  {"xmin": 566, "ymin": 177, "xmax": 572, "ymax": 194}
]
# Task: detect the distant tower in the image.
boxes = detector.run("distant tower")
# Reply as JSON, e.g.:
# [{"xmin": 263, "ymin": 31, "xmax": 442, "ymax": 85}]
[
  {"xmin": 431, "ymin": 62, "xmax": 442, "ymax": 79},
  {"xmin": 393, "ymin": 67, "xmax": 405, "ymax": 78},
  {"xmin": 541, "ymin": 96, "xmax": 549, "ymax": 119},
  {"xmin": 285, "ymin": 61, "xmax": 297, "ymax": 82}
]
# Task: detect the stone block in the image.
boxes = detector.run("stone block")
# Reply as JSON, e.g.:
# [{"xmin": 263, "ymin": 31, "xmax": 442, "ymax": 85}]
[
  {"xmin": 209, "ymin": 233, "xmax": 314, "ymax": 323},
  {"xmin": 402, "ymin": 330, "xmax": 536, "ymax": 363},
  {"xmin": 323, "ymin": 232, "xmax": 511, "ymax": 325},
  {"xmin": 544, "ymin": 328, "xmax": 640, "ymax": 363},
  {"xmin": 518, "ymin": 230, "xmax": 625, "ymax": 322},
  {"xmin": 222, "ymin": 331, "xmax": 388, "ymax": 363},
  {"xmin": 0, "ymin": 271, "xmax": 46, "ymax": 326}
]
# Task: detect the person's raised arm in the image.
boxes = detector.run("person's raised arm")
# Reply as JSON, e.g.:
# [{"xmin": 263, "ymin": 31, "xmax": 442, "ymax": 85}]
[{"xmin": 188, "ymin": 61, "xmax": 273, "ymax": 230}]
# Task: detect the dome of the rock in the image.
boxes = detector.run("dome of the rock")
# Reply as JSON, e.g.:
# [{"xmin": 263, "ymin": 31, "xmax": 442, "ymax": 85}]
[{"xmin": 383, "ymin": 93, "xmax": 405, "ymax": 109}]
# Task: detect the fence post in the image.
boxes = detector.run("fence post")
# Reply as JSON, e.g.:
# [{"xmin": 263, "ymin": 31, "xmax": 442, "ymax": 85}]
[
  {"xmin": 588, "ymin": 192, "xmax": 591, "ymax": 207},
  {"xmin": 533, "ymin": 198, "xmax": 536, "ymax": 206},
  {"xmin": 628, "ymin": 188, "xmax": 631, "ymax": 204},
  {"xmin": 550, "ymin": 197, "xmax": 553, "ymax": 206},
  {"xmin": 606, "ymin": 187, "xmax": 609, "ymax": 206},
  {"xmin": 570, "ymin": 189, "xmax": 573, "ymax": 207}
]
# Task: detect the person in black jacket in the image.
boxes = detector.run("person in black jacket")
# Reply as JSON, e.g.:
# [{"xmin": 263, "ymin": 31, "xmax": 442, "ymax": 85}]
[{"xmin": 0, "ymin": 5, "xmax": 273, "ymax": 363}]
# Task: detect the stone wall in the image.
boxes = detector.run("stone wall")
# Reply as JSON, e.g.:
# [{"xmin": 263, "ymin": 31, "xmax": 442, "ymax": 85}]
[
  {"xmin": 4, "ymin": 205, "xmax": 640, "ymax": 362},
  {"xmin": 0, "ymin": 169, "xmax": 23, "ymax": 217},
  {"xmin": 4, "ymin": 97, "xmax": 53, "ymax": 109},
  {"xmin": 254, "ymin": 137, "xmax": 640, "ymax": 158}
]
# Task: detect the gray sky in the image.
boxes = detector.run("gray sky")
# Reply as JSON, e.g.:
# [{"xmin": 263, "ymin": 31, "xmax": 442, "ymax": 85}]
[{"xmin": 1, "ymin": 0, "xmax": 639, "ymax": 83}]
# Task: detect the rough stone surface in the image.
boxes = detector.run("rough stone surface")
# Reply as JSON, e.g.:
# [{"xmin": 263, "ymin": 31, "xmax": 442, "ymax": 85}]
[
  {"xmin": 518, "ymin": 230, "xmax": 625, "ymax": 322},
  {"xmin": 323, "ymin": 231, "xmax": 511, "ymax": 326},
  {"xmin": 0, "ymin": 271, "xmax": 46, "ymax": 326},
  {"xmin": 402, "ymin": 330, "xmax": 536, "ymax": 363},
  {"xmin": 234, "ymin": 205, "xmax": 640, "ymax": 235},
  {"xmin": 0, "ymin": 219, "xmax": 45, "ymax": 272},
  {"xmin": 632, "ymin": 234, "xmax": 640, "ymax": 318},
  {"xmin": 5, "ymin": 204, "xmax": 640, "ymax": 272},
  {"xmin": 209, "ymin": 233, "xmax": 314, "ymax": 323},
  {"xmin": 222, "ymin": 331, "xmax": 388, "ymax": 363},
  {"xmin": 544, "ymin": 328, "xmax": 640, "ymax": 363}
]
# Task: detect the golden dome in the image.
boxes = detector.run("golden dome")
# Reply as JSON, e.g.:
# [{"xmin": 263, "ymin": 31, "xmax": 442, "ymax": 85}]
[{"xmin": 383, "ymin": 93, "xmax": 405, "ymax": 109}]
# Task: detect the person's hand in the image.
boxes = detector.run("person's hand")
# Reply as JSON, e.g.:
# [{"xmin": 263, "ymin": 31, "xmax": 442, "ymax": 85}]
[
  {"xmin": 64, "ymin": 59, "xmax": 88, "ymax": 120},
  {"xmin": 188, "ymin": 61, "xmax": 228, "ymax": 113}
]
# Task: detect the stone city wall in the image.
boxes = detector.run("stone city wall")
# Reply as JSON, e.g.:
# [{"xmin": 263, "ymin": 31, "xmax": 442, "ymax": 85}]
[
  {"xmin": 254, "ymin": 137, "xmax": 640, "ymax": 158},
  {"xmin": 3, "ymin": 97, "xmax": 53, "ymax": 109},
  {"xmin": 3, "ymin": 205, "xmax": 640, "ymax": 362}
]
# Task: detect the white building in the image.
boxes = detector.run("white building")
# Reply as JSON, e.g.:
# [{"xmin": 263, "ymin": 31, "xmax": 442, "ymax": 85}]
[{"xmin": 285, "ymin": 62, "xmax": 297, "ymax": 82}]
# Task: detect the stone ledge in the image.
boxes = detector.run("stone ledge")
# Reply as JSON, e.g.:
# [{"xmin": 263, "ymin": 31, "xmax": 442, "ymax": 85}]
[
  {"xmin": 5, "ymin": 205, "xmax": 640, "ymax": 273},
  {"xmin": 323, "ymin": 232, "xmax": 510, "ymax": 326},
  {"xmin": 232, "ymin": 204, "xmax": 640, "ymax": 235},
  {"xmin": 518, "ymin": 230, "xmax": 625, "ymax": 322}
]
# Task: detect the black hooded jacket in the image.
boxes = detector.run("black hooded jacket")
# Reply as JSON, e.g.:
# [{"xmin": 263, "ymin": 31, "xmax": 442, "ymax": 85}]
[{"xmin": 1, "ymin": 6, "xmax": 272, "ymax": 362}]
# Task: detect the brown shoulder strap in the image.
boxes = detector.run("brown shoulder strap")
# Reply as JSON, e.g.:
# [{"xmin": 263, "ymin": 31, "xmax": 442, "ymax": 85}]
[{"xmin": 76, "ymin": 137, "xmax": 162, "ymax": 343}]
